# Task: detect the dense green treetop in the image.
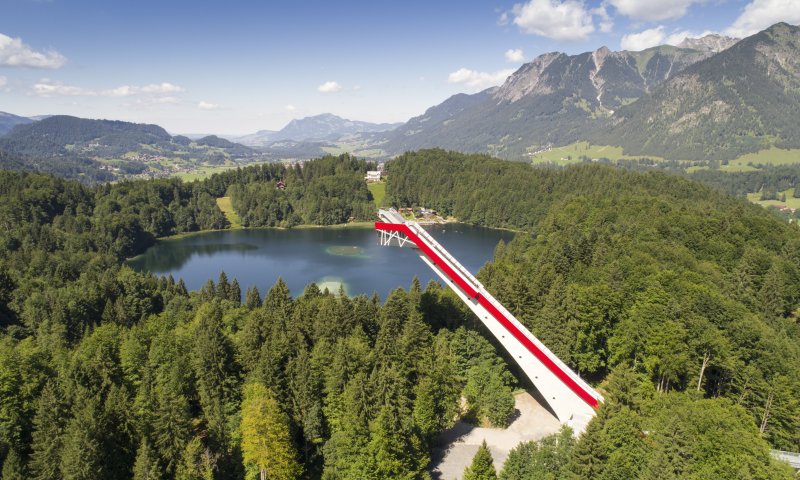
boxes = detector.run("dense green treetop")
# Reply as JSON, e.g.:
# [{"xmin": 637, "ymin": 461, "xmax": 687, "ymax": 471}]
[
  {"xmin": 1, "ymin": 148, "xmax": 799, "ymax": 476},
  {"xmin": 388, "ymin": 149, "xmax": 800, "ymax": 452}
]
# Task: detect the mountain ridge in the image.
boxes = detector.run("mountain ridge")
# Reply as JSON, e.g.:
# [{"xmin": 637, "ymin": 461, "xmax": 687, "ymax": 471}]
[
  {"xmin": 0, "ymin": 115, "xmax": 258, "ymax": 181},
  {"xmin": 0, "ymin": 111, "xmax": 34, "ymax": 136},
  {"xmin": 379, "ymin": 40, "xmax": 717, "ymax": 158},
  {"xmin": 370, "ymin": 25, "xmax": 800, "ymax": 161},
  {"xmin": 236, "ymin": 113, "xmax": 401, "ymax": 146},
  {"xmin": 600, "ymin": 22, "xmax": 800, "ymax": 160}
]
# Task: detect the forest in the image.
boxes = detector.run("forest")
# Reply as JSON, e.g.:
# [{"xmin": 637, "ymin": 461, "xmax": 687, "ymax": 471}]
[
  {"xmin": 387, "ymin": 150, "xmax": 800, "ymax": 472},
  {"xmin": 690, "ymin": 165, "xmax": 800, "ymax": 199},
  {"xmin": 221, "ymin": 154, "xmax": 377, "ymax": 227},
  {"xmin": 0, "ymin": 149, "xmax": 798, "ymax": 478}
]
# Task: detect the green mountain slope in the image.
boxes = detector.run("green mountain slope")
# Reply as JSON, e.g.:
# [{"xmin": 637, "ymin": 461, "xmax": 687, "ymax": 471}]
[
  {"xmin": 602, "ymin": 23, "xmax": 800, "ymax": 160},
  {"xmin": 381, "ymin": 44, "xmax": 714, "ymax": 158},
  {"xmin": 0, "ymin": 115, "xmax": 257, "ymax": 167},
  {"xmin": 0, "ymin": 111, "xmax": 33, "ymax": 136}
]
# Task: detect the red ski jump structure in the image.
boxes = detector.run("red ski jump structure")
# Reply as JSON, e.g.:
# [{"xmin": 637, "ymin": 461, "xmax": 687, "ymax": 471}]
[{"xmin": 376, "ymin": 208, "xmax": 602, "ymax": 433}]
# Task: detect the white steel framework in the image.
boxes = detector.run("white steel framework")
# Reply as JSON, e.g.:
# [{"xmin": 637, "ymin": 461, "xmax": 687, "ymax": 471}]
[{"xmin": 376, "ymin": 208, "xmax": 602, "ymax": 433}]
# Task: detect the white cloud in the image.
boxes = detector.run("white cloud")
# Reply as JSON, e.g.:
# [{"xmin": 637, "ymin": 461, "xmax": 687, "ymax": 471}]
[
  {"xmin": 505, "ymin": 48, "xmax": 525, "ymax": 62},
  {"xmin": 621, "ymin": 26, "xmax": 667, "ymax": 50},
  {"xmin": 105, "ymin": 85, "xmax": 136, "ymax": 97},
  {"xmin": 285, "ymin": 104, "xmax": 296, "ymax": 112},
  {"xmin": 126, "ymin": 96, "xmax": 181, "ymax": 109},
  {"xmin": 0, "ymin": 76, "xmax": 6, "ymax": 88},
  {"xmin": 511, "ymin": 0, "xmax": 595, "ymax": 41},
  {"xmin": 497, "ymin": 11, "xmax": 510, "ymax": 26},
  {"xmin": 592, "ymin": 4, "xmax": 614, "ymax": 33},
  {"xmin": 609, "ymin": 0, "xmax": 702, "ymax": 21},
  {"xmin": 32, "ymin": 79, "xmax": 185, "ymax": 98},
  {"xmin": 621, "ymin": 26, "xmax": 721, "ymax": 50},
  {"xmin": 140, "ymin": 83, "xmax": 184, "ymax": 94},
  {"xmin": 665, "ymin": 29, "xmax": 718, "ymax": 45},
  {"xmin": 152, "ymin": 96, "xmax": 179, "ymax": 105},
  {"xmin": 448, "ymin": 67, "xmax": 515, "ymax": 90},
  {"xmin": 197, "ymin": 101, "xmax": 220, "ymax": 110},
  {"xmin": 726, "ymin": 0, "xmax": 800, "ymax": 37},
  {"xmin": 317, "ymin": 81, "xmax": 342, "ymax": 93},
  {"xmin": 0, "ymin": 33, "xmax": 67, "ymax": 69},
  {"xmin": 33, "ymin": 79, "xmax": 91, "ymax": 96},
  {"xmin": 104, "ymin": 83, "xmax": 184, "ymax": 97}
]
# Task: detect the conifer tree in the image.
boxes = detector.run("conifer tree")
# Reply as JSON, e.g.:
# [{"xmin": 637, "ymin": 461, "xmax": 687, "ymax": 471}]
[
  {"xmin": 240, "ymin": 382, "xmax": 301, "ymax": 480},
  {"xmin": 244, "ymin": 286, "xmax": 262, "ymax": 309},
  {"xmin": 175, "ymin": 279, "xmax": 188, "ymax": 297},
  {"xmin": 228, "ymin": 278, "xmax": 241, "ymax": 305},
  {"xmin": 132, "ymin": 438, "xmax": 159, "ymax": 480},
  {"xmin": 29, "ymin": 381, "xmax": 66, "ymax": 480},
  {"xmin": 191, "ymin": 301, "xmax": 239, "ymax": 446},
  {"xmin": 174, "ymin": 437, "xmax": 216, "ymax": 480},
  {"xmin": 59, "ymin": 393, "xmax": 104, "ymax": 480},
  {"xmin": 1, "ymin": 449, "xmax": 26, "ymax": 480},
  {"xmin": 217, "ymin": 272, "xmax": 230, "ymax": 300},
  {"xmin": 464, "ymin": 440, "xmax": 497, "ymax": 480},
  {"xmin": 266, "ymin": 278, "xmax": 293, "ymax": 316}
]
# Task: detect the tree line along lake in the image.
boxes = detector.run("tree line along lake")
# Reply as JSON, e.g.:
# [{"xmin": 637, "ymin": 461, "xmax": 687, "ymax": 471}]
[{"xmin": 128, "ymin": 223, "xmax": 515, "ymax": 298}]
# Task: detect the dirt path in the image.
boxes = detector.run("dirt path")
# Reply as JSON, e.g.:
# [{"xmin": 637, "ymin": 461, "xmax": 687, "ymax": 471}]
[{"xmin": 429, "ymin": 391, "xmax": 561, "ymax": 479}]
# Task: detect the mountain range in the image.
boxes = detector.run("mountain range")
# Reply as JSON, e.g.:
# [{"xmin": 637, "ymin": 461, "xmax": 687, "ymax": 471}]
[
  {"xmin": 0, "ymin": 115, "xmax": 255, "ymax": 160},
  {"xmin": 0, "ymin": 116, "xmax": 261, "ymax": 181},
  {"xmin": 0, "ymin": 112, "xmax": 34, "ymax": 136},
  {"xmin": 234, "ymin": 113, "xmax": 401, "ymax": 146},
  {"xmin": 376, "ymin": 35, "xmax": 737, "ymax": 158},
  {"xmin": 601, "ymin": 22, "xmax": 800, "ymax": 160},
  {"xmin": 374, "ymin": 23, "xmax": 800, "ymax": 161},
  {"xmin": 1, "ymin": 23, "xmax": 797, "ymax": 169}
]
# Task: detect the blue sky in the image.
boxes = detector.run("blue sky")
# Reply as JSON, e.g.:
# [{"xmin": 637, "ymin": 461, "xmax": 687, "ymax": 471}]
[{"xmin": 1, "ymin": 0, "xmax": 798, "ymax": 134}]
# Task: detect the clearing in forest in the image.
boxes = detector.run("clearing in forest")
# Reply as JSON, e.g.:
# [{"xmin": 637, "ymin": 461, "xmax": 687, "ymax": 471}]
[
  {"xmin": 216, "ymin": 196, "xmax": 242, "ymax": 229},
  {"xmin": 368, "ymin": 182, "xmax": 386, "ymax": 207}
]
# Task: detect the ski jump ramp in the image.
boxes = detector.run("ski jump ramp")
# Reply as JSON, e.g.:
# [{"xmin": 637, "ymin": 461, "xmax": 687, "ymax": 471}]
[{"xmin": 376, "ymin": 208, "xmax": 602, "ymax": 433}]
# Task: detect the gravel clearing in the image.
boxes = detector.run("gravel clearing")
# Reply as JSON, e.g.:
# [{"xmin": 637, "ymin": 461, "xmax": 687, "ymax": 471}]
[{"xmin": 429, "ymin": 391, "xmax": 561, "ymax": 479}]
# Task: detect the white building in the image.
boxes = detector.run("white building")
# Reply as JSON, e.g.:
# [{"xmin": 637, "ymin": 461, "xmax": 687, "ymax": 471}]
[{"xmin": 365, "ymin": 170, "xmax": 382, "ymax": 182}]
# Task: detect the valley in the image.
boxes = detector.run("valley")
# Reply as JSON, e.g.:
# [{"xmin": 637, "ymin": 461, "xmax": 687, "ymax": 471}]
[{"xmin": 2, "ymin": 7, "xmax": 800, "ymax": 479}]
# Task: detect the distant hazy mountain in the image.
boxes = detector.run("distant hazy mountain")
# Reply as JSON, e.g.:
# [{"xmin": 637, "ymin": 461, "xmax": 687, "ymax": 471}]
[
  {"xmin": 0, "ymin": 115, "xmax": 256, "ymax": 167},
  {"xmin": 234, "ymin": 129, "xmax": 278, "ymax": 147},
  {"xmin": 237, "ymin": 113, "xmax": 401, "ymax": 146},
  {"xmin": 380, "ymin": 41, "xmax": 716, "ymax": 158},
  {"xmin": 677, "ymin": 34, "xmax": 739, "ymax": 53},
  {"xmin": 0, "ymin": 112, "xmax": 34, "ymax": 136},
  {"xmin": 602, "ymin": 23, "xmax": 800, "ymax": 160},
  {"xmin": 0, "ymin": 148, "xmax": 114, "ymax": 183}
]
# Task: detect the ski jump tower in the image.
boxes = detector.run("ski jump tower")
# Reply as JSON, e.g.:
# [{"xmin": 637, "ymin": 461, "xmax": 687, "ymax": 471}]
[{"xmin": 375, "ymin": 208, "xmax": 602, "ymax": 433}]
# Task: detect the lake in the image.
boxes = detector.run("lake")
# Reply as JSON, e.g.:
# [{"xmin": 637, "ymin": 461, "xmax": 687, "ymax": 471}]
[{"xmin": 128, "ymin": 223, "xmax": 516, "ymax": 299}]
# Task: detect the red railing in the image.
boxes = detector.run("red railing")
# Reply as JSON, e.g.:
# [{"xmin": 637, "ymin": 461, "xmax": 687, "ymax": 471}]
[{"xmin": 375, "ymin": 221, "xmax": 599, "ymax": 408}]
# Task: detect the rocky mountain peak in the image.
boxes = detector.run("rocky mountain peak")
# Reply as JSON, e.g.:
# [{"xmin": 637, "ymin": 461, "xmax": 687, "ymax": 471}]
[
  {"xmin": 677, "ymin": 34, "xmax": 739, "ymax": 53},
  {"xmin": 493, "ymin": 51, "xmax": 564, "ymax": 102},
  {"xmin": 593, "ymin": 46, "xmax": 612, "ymax": 66}
]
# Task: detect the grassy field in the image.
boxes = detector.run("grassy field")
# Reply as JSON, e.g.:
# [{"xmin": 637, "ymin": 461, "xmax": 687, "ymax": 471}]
[
  {"xmin": 367, "ymin": 182, "xmax": 386, "ymax": 207},
  {"xmin": 321, "ymin": 145, "xmax": 351, "ymax": 155},
  {"xmin": 215, "ymin": 197, "xmax": 242, "ymax": 229},
  {"xmin": 529, "ymin": 142, "xmax": 671, "ymax": 165},
  {"xmin": 534, "ymin": 143, "xmax": 800, "ymax": 170},
  {"xmin": 719, "ymin": 164, "xmax": 760, "ymax": 172},
  {"xmin": 729, "ymin": 147, "xmax": 800, "ymax": 167},
  {"xmin": 747, "ymin": 188, "xmax": 800, "ymax": 210},
  {"xmin": 175, "ymin": 165, "xmax": 242, "ymax": 182}
]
